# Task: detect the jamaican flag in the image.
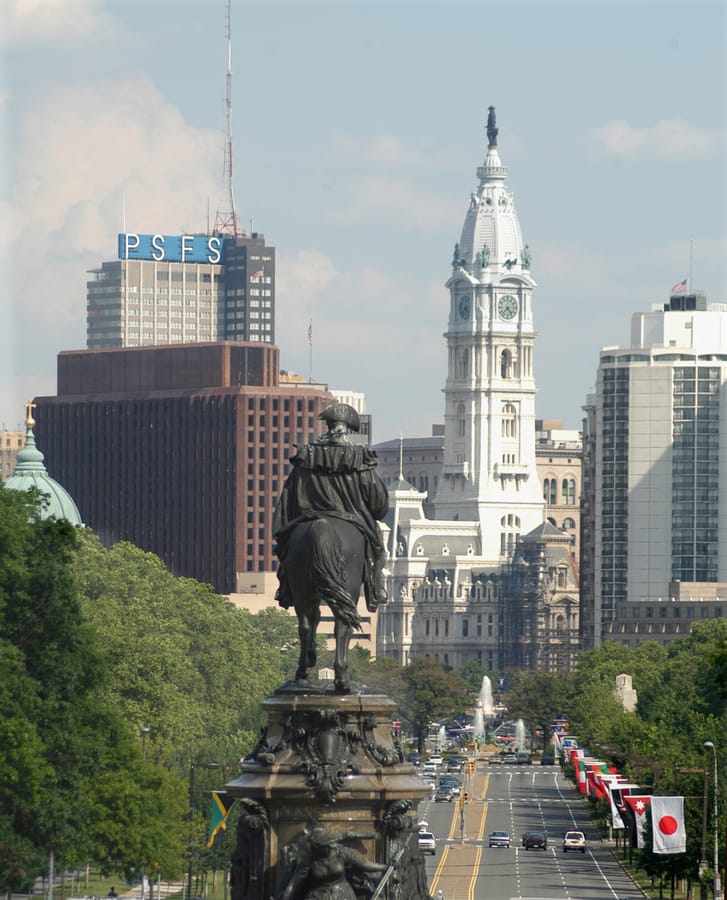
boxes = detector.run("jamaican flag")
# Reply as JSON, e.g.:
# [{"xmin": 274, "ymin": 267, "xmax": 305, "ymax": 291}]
[{"xmin": 207, "ymin": 792, "xmax": 237, "ymax": 848}]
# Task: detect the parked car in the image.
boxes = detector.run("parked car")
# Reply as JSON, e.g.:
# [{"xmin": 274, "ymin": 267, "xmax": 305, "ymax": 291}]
[
  {"xmin": 563, "ymin": 830, "xmax": 587, "ymax": 853},
  {"xmin": 522, "ymin": 831, "xmax": 548, "ymax": 850},
  {"xmin": 418, "ymin": 831, "xmax": 436, "ymax": 855},
  {"xmin": 488, "ymin": 830, "xmax": 511, "ymax": 848},
  {"xmin": 435, "ymin": 785, "xmax": 454, "ymax": 802}
]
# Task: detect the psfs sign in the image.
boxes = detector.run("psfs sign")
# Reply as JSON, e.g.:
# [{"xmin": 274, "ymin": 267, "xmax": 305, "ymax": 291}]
[{"xmin": 118, "ymin": 233, "xmax": 224, "ymax": 264}]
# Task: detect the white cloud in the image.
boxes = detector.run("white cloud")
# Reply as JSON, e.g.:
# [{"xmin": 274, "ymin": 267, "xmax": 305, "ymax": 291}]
[
  {"xmin": 329, "ymin": 174, "xmax": 460, "ymax": 230},
  {"xmin": 589, "ymin": 118, "xmax": 724, "ymax": 161},
  {"xmin": 3, "ymin": 0, "xmax": 122, "ymax": 47},
  {"xmin": 326, "ymin": 133, "xmax": 433, "ymax": 170}
]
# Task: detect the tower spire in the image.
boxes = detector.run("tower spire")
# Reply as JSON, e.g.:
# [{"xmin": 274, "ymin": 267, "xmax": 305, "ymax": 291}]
[{"xmin": 213, "ymin": 0, "xmax": 240, "ymax": 237}]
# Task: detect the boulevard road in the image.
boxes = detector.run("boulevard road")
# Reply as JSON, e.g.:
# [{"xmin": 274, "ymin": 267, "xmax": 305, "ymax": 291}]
[{"xmin": 418, "ymin": 762, "xmax": 642, "ymax": 900}]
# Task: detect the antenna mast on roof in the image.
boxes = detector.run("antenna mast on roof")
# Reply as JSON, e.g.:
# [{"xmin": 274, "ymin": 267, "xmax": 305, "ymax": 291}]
[{"xmin": 213, "ymin": 0, "xmax": 240, "ymax": 237}]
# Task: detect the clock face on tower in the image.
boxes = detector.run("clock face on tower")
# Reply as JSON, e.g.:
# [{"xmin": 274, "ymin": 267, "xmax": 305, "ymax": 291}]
[
  {"xmin": 498, "ymin": 294, "xmax": 518, "ymax": 320},
  {"xmin": 458, "ymin": 295, "xmax": 471, "ymax": 319}
]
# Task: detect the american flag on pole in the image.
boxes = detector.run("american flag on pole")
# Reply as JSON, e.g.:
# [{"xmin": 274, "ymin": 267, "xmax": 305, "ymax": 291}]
[
  {"xmin": 308, "ymin": 321, "xmax": 313, "ymax": 345},
  {"xmin": 250, "ymin": 269, "xmax": 264, "ymax": 282},
  {"xmin": 671, "ymin": 279, "xmax": 687, "ymax": 294}
]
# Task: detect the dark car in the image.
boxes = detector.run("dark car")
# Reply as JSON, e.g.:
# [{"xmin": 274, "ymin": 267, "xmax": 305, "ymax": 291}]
[
  {"xmin": 522, "ymin": 831, "xmax": 548, "ymax": 850},
  {"xmin": 407, "ymin": 752, "xmax": 421, "ymax": 766},
  {"xmin": 447, "ymin": 755, "xmax": 467, "ymax": 773},
  {"xmin": 435, "ymin": 785, "xmax": 454, "ymax": 802},
  {"xmin": 540, "ymin": 755, "xmax": 555, "ymax": 765}
]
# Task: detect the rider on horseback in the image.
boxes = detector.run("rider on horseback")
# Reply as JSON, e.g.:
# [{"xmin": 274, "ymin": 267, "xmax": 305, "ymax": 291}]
[{"xmin": 273, "ymin": 402, "xmax": 389, "ymax": 615}]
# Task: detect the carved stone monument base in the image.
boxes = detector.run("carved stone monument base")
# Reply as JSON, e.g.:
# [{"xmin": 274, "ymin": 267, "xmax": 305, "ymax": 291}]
[{"xmin": 226, "ymin": 683, "xmax": 432, "ymax": 899}]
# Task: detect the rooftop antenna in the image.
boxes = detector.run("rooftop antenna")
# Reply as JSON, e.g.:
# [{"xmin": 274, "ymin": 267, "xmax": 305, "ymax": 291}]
[{"xmin": 213, "ymin": 0, "xmax": 240, "ymax": 237}]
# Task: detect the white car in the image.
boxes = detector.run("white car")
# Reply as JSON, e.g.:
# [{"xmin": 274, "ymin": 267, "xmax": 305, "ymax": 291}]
[
  {"xmin": 563, "ymin": 830, "xmax": 587, "ymax": 853},
  {"xmin": 428, "ymin": 754, "xmax": 444, "ymax": 766},
  {"xmin": 418, "ymin": 831, "xmax": 436, "ymax": 855}
]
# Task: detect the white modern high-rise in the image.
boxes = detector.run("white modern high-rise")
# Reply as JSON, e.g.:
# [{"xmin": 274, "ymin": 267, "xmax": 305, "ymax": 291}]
[{"xmin": 582, "ymin": 290, "xmax": 727, "ymax": 647}]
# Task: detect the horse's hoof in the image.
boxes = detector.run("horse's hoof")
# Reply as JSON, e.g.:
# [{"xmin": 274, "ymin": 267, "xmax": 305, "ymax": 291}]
[{"xmin": 334, "ymin": 679, "xmax": 350, "ymax": 694}]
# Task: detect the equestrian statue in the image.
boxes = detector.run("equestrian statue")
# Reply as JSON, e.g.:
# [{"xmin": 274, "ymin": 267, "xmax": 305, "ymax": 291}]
[{"xmin": 272, "ymin": 403, "xmax": 388, "ymax": 692}]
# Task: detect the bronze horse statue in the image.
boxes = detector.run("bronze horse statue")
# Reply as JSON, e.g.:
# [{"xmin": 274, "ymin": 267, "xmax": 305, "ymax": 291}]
[
  {"xmin": 272, "ymin": 403, "xmax": 388, "ymax": 693},
  {"xmin": 282, "ymin": 515, "xmax": 367, "ymax": 692}
]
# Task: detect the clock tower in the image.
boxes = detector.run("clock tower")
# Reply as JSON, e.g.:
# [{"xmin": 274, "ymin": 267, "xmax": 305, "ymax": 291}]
[{"xmin": 432, "ymin": 107, "xmax": 544, "ymax": 560}]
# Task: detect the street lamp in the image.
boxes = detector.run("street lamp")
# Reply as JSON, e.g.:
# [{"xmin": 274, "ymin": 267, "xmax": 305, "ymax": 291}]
[
  {"xmin": 187, "ymin": 762, "xmax": 222, "ymax": 900},
  {"xmin": 704, "ymin": 741, "xmax": 722, "ymax": 900}
]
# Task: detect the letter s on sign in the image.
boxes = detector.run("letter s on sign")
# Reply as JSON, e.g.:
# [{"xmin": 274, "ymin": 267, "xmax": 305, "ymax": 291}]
[
  {"xmin": 207, "ymin": 237, "xmax": 221, "ymax": 264},
  {"xmin": 151, "ymin": 234, "xmax": 165, "ymax": 261}
]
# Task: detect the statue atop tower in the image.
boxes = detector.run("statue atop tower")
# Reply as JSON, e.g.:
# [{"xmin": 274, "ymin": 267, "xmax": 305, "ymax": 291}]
[{"xmin": 487, "ymin": 105, "xmax": 498, "ymax": 148}]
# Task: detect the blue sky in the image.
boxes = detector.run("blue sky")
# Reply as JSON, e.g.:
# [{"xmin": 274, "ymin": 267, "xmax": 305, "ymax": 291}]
[{"xmin": 1, "ymin": 0, "xmax": 725, "ymax": 442}]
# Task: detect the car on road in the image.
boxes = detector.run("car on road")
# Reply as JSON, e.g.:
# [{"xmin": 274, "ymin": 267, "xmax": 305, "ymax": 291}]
[
  {"xmin": 522, "ymin": 831, "xmax": 548, "ymax": 850},
  {"xmin": 503, "ymin": 753, "xmax": 518, "ymax": 764},
  {"xmin": 488, "ymin": 753, "xmax": 503, "ymax": 765},
  {"xmin": 447, "ymin": 755, "xmax": 467, "ymax": 773},
  {"xmin": 418, "ymin": 831, "xmax": 436, "ymax": 855},
  {"xmin": 540, "ymin": 755, "xmax": 555, "ymax": 765},
  {"xmin": 407, "ymin": 752, "xmax": 421, "ymax": 766},
  {"xmin": 563, "ymin": 830, "xmax": 587, "ymax": 853},
  {"xmin": 488, "ymin": 830, "xmax": 511, "ymax": 848},
  {"xmin": 428, "ymin": 754, "xmax": 444, "ymax": 766},
  {"xmin": 434, "ymin": 785, "xmax": 455, "ymax": 802},
  {"xmin": 516, "ymin": 751, "xmax": 532, "ymax": 765}
]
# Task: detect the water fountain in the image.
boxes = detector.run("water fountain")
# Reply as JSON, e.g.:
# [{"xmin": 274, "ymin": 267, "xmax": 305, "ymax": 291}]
[
  {"xmin": 480, "ymin": 675, "xmax": 494, "ymax": 717},
  {"xmin": 438, "ymin": 724, "xmax": 447, "ymax": 751},
  {"xmin": 515, "ymin": 718, "xmax": 526, "ymax": 750},
  {"xmin": 473, "ymin": 700, "xmax": 484, "ymax": 740}
]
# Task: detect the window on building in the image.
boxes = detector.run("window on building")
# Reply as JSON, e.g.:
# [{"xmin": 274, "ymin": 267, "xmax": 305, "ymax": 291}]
[
  {"xmin": 502, "ymin": 403, "xmax": 517, "ymax": 438},
  {"xmin": 543, "ymin": 478, "xmax": 556, "ymax": 504},
  {"xmin": 562, "ymin": 478, "xmax": 576, "ymax": 504}
]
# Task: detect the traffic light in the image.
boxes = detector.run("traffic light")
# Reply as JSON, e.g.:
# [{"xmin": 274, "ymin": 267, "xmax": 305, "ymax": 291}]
[
  {"xmin": 468, "ymin": 760, "xmax": 475, "ymax": 774},
  {"xmin": 463, "ymin": 791, "xmax": 469, "ymax": 803}
]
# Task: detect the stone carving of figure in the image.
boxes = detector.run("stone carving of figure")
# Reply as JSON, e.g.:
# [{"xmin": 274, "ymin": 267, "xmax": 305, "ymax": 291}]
[
  {"xmin": 478, "ymin": 244, "xmax": 490, "ymax": 268},
  {"xmin": 451, "ymin": 243, "xmax": 465, "ymax": 269},
  {"xmin": 278, "ymin": 827, "xmax": 386, "ymax": 900},
  {"xmin": 521, "ymin": 244, "xmax": 532, "ymax": 269},
  {"xmin": 487, "ymin": 106, "xmax": 498, "ymax": 148}
]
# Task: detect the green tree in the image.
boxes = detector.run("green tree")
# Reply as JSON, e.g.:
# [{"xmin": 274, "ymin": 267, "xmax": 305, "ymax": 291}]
[{"xmin": 400, "ymin": 659, "xmax": 469, "ymax": 752}]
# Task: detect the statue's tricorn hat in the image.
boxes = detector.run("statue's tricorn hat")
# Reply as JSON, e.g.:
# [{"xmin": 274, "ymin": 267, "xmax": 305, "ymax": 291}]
[{"xmin": 318, "ymin": 403, "xmax": 360, "ymax": 433}]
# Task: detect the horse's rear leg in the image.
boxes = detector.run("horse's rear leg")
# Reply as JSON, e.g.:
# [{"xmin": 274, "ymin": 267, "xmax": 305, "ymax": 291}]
[
  {"xmin": 295, "ymin": 616, "xmax": 311, "ymax": 681},
  {"xmin": 307, "ymin": 607, "xmax": 320, "ymax": 671},
  {"xmin": 334, "ymin": 622, "xmax": 352, "ymax": 692}
]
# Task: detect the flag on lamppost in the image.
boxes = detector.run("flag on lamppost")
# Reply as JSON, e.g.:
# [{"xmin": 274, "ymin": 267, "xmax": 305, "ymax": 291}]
[
  {"xmin": 207, "ymin": 792, "xmax": 237, "ymax": 847},
  {"xmin": 651, "ymin": 796, "xmax": 686, "ymax": 854},
  {"xmin": 624, "ymin": 795, "xmax": 652, "ymax": 848}
]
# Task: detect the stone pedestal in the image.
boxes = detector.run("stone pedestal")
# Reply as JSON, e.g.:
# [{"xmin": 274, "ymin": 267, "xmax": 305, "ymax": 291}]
[{"xmin": 226, "ymin": 683, "xmax": 432, "ymax": 899}]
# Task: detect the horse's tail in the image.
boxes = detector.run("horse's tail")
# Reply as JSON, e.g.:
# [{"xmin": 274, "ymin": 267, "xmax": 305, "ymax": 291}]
[{"xmin": 309, "ymin": 519, "xmax": 361, "ymax": 631}]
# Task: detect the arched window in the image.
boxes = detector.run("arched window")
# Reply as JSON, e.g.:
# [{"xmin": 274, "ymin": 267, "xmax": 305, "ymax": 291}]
[
  {"xmin": 456, "ymin": 347, "xmax": 470, "ymax": 378},
  {"xmin": 502, "ymin": 403, "xmax": 517, "ymax": 438},
  {"xmin": 500, "ymin": 514, "xmax": 520, "ymax": 557},
  {"xmin": 543, "ymin": 478, "xmax": 556, "ymax": 505},
  {"xmin": 457, "ymin": 402, "xmax": 466, "ymax": 438},
  {"xmin": 501, "ymin": 348, "xmax": 512, "ymax": 378},
  {"xmin": 562, "ymin": 478, "xmax": 576, "ymax": 505},
  {"xmin": 562, "ymin": 517, "xmax": 576, "ymax": 531}
]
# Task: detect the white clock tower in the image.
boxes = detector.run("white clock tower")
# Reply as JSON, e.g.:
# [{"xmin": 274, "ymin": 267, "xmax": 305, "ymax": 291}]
[{"xmin": 432, "ymin": 108, "xmax": 544, "ymax": 560}]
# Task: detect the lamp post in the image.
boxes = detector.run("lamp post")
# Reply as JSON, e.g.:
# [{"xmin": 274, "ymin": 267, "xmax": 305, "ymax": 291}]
[
  {"xmin": 187, "ymin": 762, "xmax": 221, "ymax": 900},
  {"xmin": 704, "ymin": 741, "xmax": 722, "ymax": 900}
]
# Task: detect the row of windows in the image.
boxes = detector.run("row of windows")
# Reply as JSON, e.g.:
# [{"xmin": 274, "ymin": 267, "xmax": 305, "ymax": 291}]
[{"xmin": 543, "ymin": 478, "xmax": 577, "ymax": 505}]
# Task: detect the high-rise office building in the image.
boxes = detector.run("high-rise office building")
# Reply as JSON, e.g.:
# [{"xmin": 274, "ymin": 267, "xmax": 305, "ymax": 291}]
[
  {"xmin": 86, "ymin": 232, "xmax": 275, "ymax": 349},
  {"xmin": 34, "ymin": 342, "xmax": 334, "ymax": 593},
  {"xmin": 580, "ymin": 290, "xmax": 727, "ymax": 648}
]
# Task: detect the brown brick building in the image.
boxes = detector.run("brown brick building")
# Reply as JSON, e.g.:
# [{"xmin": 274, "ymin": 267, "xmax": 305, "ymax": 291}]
[{"xmin": 34, "ymin": 342, "xmax": 335, "ymax": 593}]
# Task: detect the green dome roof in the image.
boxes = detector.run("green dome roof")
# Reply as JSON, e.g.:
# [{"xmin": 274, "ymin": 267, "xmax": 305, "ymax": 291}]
[{"xmin": 6, "ymin": 421, "xmax": 82, "ymax": 526}]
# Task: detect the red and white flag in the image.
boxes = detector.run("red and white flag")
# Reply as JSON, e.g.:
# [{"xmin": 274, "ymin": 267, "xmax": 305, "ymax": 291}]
[
  {"xmin": 651, "ymin": 796, "xmax": 686, "ymax": 854},
  {"xmin": 250, "ymin": 269, "xmax": 264, "ymax": 282},
  {"xmin": 671, "ymin": 279, "xmax": 687, "ymax": 294},
  {"xmin": 624, "ymin": 795, "xmax": 651, "ymax": 848}
]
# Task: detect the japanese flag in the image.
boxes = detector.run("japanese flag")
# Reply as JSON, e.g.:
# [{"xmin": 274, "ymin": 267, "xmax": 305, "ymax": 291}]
[
  {"xmin": 651, "ymin": 796, "xmax": 686, "ymax": 854},
  {"xmin": 624, "ymin": 795, "xmax": 651, "ymax": 848}
]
